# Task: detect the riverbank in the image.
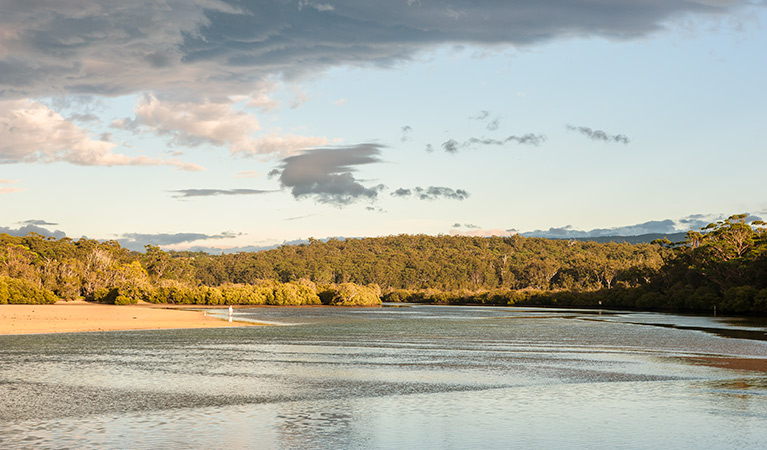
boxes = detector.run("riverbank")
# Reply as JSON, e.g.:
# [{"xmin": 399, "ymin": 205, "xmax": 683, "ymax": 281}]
[{"xmin": 0, "ymin": 301, "xmax": 254, "ymax": 335}]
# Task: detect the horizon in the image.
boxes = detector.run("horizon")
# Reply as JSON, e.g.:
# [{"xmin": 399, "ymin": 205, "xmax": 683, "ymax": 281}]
[{"xmin": 2, "ymin": 1, "xmax": 765, "ymax": 253}]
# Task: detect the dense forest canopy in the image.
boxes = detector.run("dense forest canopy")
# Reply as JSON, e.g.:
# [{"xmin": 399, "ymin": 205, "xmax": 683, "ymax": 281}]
[{"xmin": 1, "ymin": 214, "xmax": 765, "ymax": 314}]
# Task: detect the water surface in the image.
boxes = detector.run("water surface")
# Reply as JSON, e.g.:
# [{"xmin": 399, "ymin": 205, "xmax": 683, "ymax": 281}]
[{"xmin": 2, "ymin": 305, "xmax": 766, "ymax": 449}]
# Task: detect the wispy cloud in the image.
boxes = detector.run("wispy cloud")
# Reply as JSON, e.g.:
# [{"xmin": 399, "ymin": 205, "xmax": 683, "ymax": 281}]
[
  {"xmin": 0, "ymin": 179, "xmax": 22, "ymax": 195},
  {"xmin": 470, "ymin": 110, "xmax": 501, "ymax": 131},
  {"xmin": 566, "ymin": 125, "xmax": 630, "ymax": 144},
  {"xmin": 170, "ymin": 188, "xmax": 275, "ymax": 199},
  {"xmin": 19, "ymin": 219, "xmax": 58, "ymax": 226},
  {"xmin": 441, "ymin": 134, "xmax": 545, "ymax": 153},
  {"xmin": 401, "ymin": 125, "xmax": 413, "ymax": 142},
  {"xmin": 391, "ymin": 186, "xmax": 469, "ymax": 201},
  {"xmin": 452, "ymin": 223, "xmax": 481, "ymax": 229},
  {"xmin": 236, "ymin": 171, "xmax": 262, "ymax": 178}
]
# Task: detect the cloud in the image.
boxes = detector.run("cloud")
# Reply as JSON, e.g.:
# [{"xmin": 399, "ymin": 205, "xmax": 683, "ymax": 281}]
[
  {"xmin": 0, "ymin": 224, "xmax": 67, "ymax": 239},
  {"xmin": 117, "ymin": 231, "xmax": 241, "ymax": 251},
  {"xmin": 452, "ymin": 223, "xmax": 481, "ymax": 229},
  {"xmin": 392, "ymin": 186, "xmax": 470, "ymax": 201},
  {"xmin": 1, "ymin": 1, "xmax": 758, "ymax": 98},
  {"xmin": 170, "ymin": 188, "xmax": 274, "ymax": 198},
  {"xmin": 470, "ymin": 110, "xmax": 501, "ymax": 131},
  {"xmin": 441, "ymin": 134, "xmax": 545, "ymax": 153},
  {"xmin": 566, "ymin": 125, "xmax": 630, "ymax": 144},
  {"xmin": 0, "ymin": 179, "xmax": 22, "ymax": 195},
  {"xmin": 19, "ymin": 219, "xmax": 59, "ymax": 226},
  {"xmin": 298, "ymin": 1, "xmax": 335, "ymax": 13},
  {"xmin": 0, "ymin": 99, "xmax": 203, "ymax": 169},
  {"xmin": 401, "ymin": 125, "xmax": 413, "ymax": 142},
  {"xmin": 247, "ymin": 80, "xmax": 281, "ymax": 112},
  {"xmin": 273, "ymin": 144, "xmax": 386, "ymax": 205},
  {"xmin": 521, "ymin": 212, "xmax": 766, "ymax": 239},
  {"xmin": 112, "ymin": 94, "xmax": 328, "ymax": 158},
  {"xmin": 391, "ymin": 188, "xmax": 412, "ymax": 197},
  {"xmin": 236, "ymin": 170, "xmax": 261, "ymax": 178},
  {"xmin": 68, "ymin": 113, "xmax": 100, "ymax": 123},
  {"xmin": 522, "ymin": 219, "xmax": 684, "ymax": 239},
  {"xmin": 520, "ymin": 219, "xmax": 681, "ymax": 239},
  {"xmin": 450, "ymin": 228, "xmax": 512, "ymax": 237}
]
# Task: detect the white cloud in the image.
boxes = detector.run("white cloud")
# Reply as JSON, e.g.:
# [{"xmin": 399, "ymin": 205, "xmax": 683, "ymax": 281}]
[
  {"xmin": 0, "ymin": 98, "xmax": 204, "ymax": 169},
  {"xmin": 247, "ymin": 80, "xmax": 281, "ymax": 112},
  {"xmin": 114, "ymin": 94, "xmax": 327, "ymax": 158}
]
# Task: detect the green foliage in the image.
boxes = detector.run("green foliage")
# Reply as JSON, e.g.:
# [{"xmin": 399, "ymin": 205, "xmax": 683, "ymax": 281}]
[
  {"xmin": 2, "ymin": 215, "xmax": 766, "ymax": 314},
  {"xmin": 0, "ymin": 276, "xmax": 58, "ymax": 304},
  {"xmin": 320, "ymin": 283, "xmax": 381, "ymax": 306}
]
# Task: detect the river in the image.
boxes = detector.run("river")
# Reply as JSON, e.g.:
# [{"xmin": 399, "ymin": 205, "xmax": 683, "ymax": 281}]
[{"xmin": 1, "ymin": 305, "xmax": 766, "ymax": 449}]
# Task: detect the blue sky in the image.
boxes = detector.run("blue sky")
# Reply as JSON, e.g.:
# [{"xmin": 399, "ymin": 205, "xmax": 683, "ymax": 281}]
[{"xmin": 1, "ymin": 0, "xmax": 765, "ymax": 252}]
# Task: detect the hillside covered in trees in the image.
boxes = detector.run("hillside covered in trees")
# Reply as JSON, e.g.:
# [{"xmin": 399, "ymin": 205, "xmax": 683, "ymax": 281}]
[{"xmin": 1, "ymin": 214, "xmax": 766, "ymax": 314}]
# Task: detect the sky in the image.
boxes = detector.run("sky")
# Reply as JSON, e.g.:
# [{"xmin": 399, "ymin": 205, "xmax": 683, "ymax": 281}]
[{"xmin": 1, "ymin": 0, "xmax": 766, "ymax": 253}]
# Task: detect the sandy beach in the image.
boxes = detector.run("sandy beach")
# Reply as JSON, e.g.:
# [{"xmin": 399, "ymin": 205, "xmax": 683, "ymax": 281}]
[{"xmin": 0, "ymin": 301, "xmax": 254, "ymax": 335}]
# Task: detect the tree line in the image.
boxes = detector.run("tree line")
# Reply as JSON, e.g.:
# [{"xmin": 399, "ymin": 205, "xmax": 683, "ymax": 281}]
[{"xmin": 1, "ymin": 214, "xmax": 765, "ymax": 314}]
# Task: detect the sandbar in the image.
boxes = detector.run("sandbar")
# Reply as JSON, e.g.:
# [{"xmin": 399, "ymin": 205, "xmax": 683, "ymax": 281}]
[
  {"xmin": 0, "ymin": 301, "xmax": 254, "ymax": 335},
  {"xmin": 690, "ymin": 356, "xmax": 767, "ymax": 373}
]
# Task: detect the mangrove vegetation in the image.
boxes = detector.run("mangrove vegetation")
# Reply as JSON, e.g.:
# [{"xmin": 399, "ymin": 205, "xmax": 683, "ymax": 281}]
[{"xmin": 1, "ymin": 214, "xmax": 765, "ymax": 314}]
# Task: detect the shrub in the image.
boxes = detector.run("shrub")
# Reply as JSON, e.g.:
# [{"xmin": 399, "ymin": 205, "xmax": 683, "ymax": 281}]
[
  {"xmin": 320, "ymin": 283, "xmax": 381, "ymax": 306},
  {"xmin": 0, "ymin": 276, "xmax": 58, "ymax": 304}
]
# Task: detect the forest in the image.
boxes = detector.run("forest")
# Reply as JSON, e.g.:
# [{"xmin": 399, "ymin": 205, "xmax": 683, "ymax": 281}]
[{"xmin": 1, "ymin": 214, "xmax": 766, "ymax": 314}]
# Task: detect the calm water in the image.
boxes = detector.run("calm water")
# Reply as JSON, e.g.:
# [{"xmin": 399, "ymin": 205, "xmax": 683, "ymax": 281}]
[{"xmin": 1, "ymin": 305, "xmax": 767, "ymax": 449}]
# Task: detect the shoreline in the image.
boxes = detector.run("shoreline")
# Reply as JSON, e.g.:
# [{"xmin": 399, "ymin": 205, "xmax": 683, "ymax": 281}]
[{"xmin": 0, "ymin": 301, "xmax": 257, "ymax": 335}]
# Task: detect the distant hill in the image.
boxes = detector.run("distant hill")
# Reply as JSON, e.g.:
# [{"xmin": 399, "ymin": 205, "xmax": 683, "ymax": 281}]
[{"xmin": 564, "ymin": 232, "xmax": 687, "ymax": 245}]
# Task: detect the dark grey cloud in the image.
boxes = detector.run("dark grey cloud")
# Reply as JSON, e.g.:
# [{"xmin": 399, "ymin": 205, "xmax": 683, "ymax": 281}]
[
  {"xmin": 393, "ymin": 186, "xmax": 469, "ymax": 201},
  {"xmin": 566, "ymin": 125, "xmax": 630, "ymax": 144},
  {"xmin": 273, "ymin": 144, "xmax": 385, "ymax": 205},
  {"xmin": 392, "ymin": 188, "xmax": 412, "ymax": 197},
  {"xmin": 441, "ymin": 134, "xmax": 545, "ymax": 153},
  {"xmin": 442, "ymin": 139, "xmax": 460, "ymax": 154},
  {"xmin": 0, "ymin": 224, "xmax": 67, "ymax": 239},
  {"xmin": 170, "ymin": 188, "xmax": 274, "ymax": 198},
  {"xmin": 19, "ymin": 219, "xmax": 59, "ymax": 226},
  {"xmin": 1, "ymin": 1, "xmax": 758, "ymax": 97},
  {"xmin": 425, "ymin": 144, "xmax": 435, "ymax": 153}
]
